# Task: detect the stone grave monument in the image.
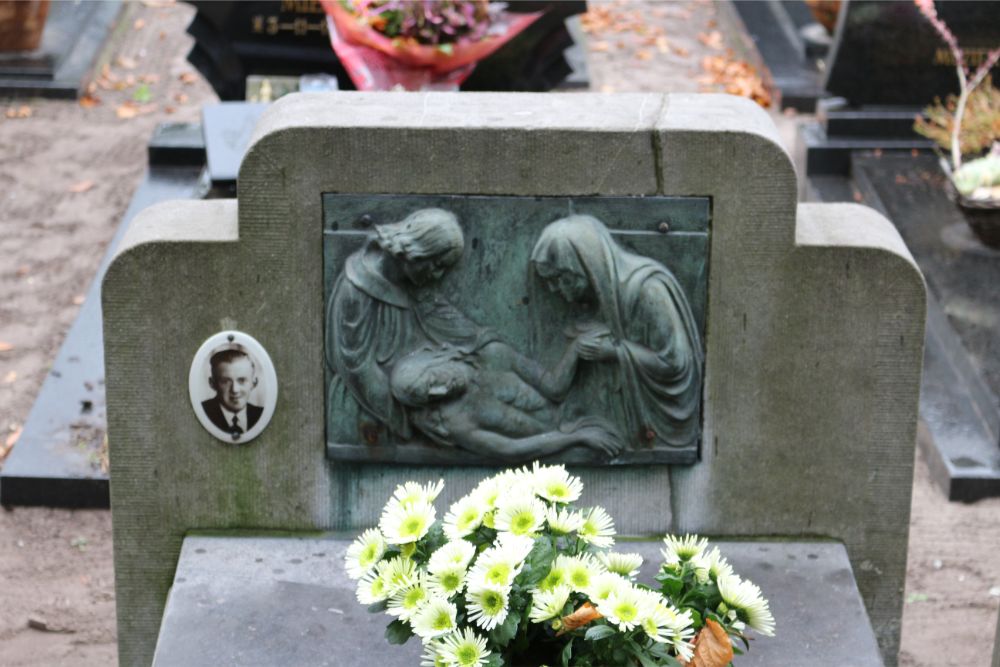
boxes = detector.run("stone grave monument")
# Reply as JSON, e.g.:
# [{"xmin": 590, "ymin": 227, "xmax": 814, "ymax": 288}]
[{"xmin": 102, "ymin": 92, "xmax": 925, "ymax": 666}]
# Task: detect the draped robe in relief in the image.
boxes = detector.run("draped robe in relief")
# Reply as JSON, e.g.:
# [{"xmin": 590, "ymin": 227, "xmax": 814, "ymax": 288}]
[
  {"xmin": 531, "ymin": 217, "xmax": 703, "ymax": 449},
  {"xmin": 327, "ymin": 240, "xmax": 495, "ymax": 439}
]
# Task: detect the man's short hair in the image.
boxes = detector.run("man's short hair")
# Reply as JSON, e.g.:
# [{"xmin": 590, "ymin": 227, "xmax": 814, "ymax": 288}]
[{"xmin": 209, "ymin": 348, "xmax": 255, "ymax": 378}]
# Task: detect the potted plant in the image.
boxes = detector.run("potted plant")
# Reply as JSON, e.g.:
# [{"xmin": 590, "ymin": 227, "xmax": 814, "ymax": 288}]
[
  {"xmin": 320, "ymin": 1, "xmax": 542, "ymax": 91},
  {"xmin": 912, "ymin": 0, "xmax": 1000, "ymax": 248},
  {"xmin": 345, "ymin": 463, "xmax": 775, "ymax": 667}
]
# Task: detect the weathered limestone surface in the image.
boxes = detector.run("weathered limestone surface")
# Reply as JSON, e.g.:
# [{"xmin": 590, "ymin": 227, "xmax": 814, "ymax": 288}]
[{"xmin": 102, "ymin": 92, "xmax": 924, "ymax": 666}]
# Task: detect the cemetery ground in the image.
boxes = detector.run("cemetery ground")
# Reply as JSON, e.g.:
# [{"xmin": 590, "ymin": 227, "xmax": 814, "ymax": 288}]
[{"xmin": 0, "ymin": 1, "xmax": 997, "ymax": 666}]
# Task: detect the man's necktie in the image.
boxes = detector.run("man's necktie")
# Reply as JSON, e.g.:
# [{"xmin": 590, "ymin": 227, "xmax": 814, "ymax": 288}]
[{"xmin": 230, "ymin": 415, "xmax": 243, "ymax": 435}]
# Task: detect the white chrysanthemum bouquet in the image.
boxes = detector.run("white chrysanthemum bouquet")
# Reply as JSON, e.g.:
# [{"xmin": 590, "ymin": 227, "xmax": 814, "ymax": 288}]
[{"xmin": 345, "ymin": 463, "xmax": 774, "ymax": 667}]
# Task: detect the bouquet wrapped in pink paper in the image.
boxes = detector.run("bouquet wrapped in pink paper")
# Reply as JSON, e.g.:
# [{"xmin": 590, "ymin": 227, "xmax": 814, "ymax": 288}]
[{"xmin": 321, "ymin": 0, "xmax": 542, "ymax": 90}]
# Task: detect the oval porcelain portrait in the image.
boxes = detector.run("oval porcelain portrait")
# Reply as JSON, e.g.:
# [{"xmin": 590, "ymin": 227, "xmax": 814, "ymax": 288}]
[{"xmin": 188, "ymin": 331, "xmax": 277, "ymax": 444}]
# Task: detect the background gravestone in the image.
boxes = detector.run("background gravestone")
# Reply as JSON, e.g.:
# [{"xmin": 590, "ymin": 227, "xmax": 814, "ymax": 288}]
[{"xmin": 102, "ymin": 92, "xmax": 925, "ymax": 666}]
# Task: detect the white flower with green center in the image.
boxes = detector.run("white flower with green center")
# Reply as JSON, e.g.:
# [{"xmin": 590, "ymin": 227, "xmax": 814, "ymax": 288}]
[
  {"xmin": 388, "ymin": 574, "xmax": 432, "ymax": 621},
  {"xmin": 494, "ymin": 495, "xmax": 546, "ymax": 537},
  {"xmin": 528, "ymin": 584, "xmax": 572, "ymax": 623},
  {"xmin": 378, "ymin": 555, "xmax": 419, "ymax": 596},
  {"xmin": 411, "ymin": 597, "xmax": 458, "ymax": 641},
  {"xmin": 443, "ymin": 494, "xmax": 486, "ymax": 540},
  {"xmin": 545, "ymin": 506, "xmax": 584, "ymax": 535},
  {"xmin": 355, "ymin": 567, "xmax": 390, "ymax": 605},
  {"xmin": 393, "ymin": 479, "xmax": 445, "ymax": 507},
  {"xmin": 558, "ymin": 554, "xmax": 603, "ymax": 592},
  {"xmin": 465, "ymin": 585, "xmax": 510, "ymax": 631},
  {"xmin": 428, "ymin": 564, "xmax": 467, "ymax": 597},
  {"xmin": 344, "ymin": 528, "xmax": 387, "ymax": 580},
  {"xmin": 420, "ymin": 641, "xmax": 448, "ymax": 667},
  {"xmin": 471, "ymin": 475, "xmax": 503, "ymax": 510},
  {"xmin": 704, "ymin": 546, "xmax": 733, "ymax": 580},
  {"xmin": 597, "ymin": 551, "xmax": 643, "ymax": 579},
  {"xmin": 437, "ymin": 627, "xmax": 492, "ymax": 667},
  {"xmin": 717, "ymin": 573, "xmax": 775, "ymax": 636},
  {"xmin": 660, "ymin": 534, "xmax": 708, "ymax": 566},
  {"xmin": 531, "ymin": 462, "xmax": 584, "ymax": 503},
  {"xmin": 379, "ymin": 497, "xmax": 436, "ymax": 545},
  {"xmin": 600, "ymin": 583, "xmax": 652, "ymax": 631},
  {"xmin": 584, "ymin": 571, "xmax": 627, "ymax": 604},
  {"xmin": 578, "ymin": 506, "xmax": 616, "ymax": 548},
  {"xmin": 468, "ymin": 547, "xmax": 522, "ymax": 589},
  {"xmin": 428, "ymin": 540, "xmax": 476, "ymax": 574},
  {"xmin": 537, "ymin": 561, "xmax": 568, "ymax": 592}
]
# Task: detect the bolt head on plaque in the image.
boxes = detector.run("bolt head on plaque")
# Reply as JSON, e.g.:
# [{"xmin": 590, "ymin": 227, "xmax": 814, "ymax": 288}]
[{"xmin": 188, "ymin": 331, "xmax": 277, "ymax": 444}]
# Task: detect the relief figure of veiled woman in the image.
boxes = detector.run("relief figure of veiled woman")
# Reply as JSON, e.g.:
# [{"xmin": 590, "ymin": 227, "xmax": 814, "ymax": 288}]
[
  {"xmin": 529, "ymin": 215, "xmax": 703, "ymax": 450},
  {"xmin": 326, "ymin": 208, "xmax": 496, "ymax": 440}
]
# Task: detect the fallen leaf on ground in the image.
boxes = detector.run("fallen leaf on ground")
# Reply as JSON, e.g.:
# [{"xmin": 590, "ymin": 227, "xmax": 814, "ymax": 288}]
[
  {"xmin": 72, "ymin": 295, "xmax": 85, "ymax": 305},
  {"xmin": 655, "ymin": 36, "xmax": 670, "ymax": 53},
  {"xmin": 2, "ymin": 425, "xmax": 23, "ymax": 459},
  {"xmin": 140, "ymin": 73, "xmax": 160, "ymax": 84},
  {"xmin": 116, "ymin": 102, "xmax": 157, "ymax": 119},
  {"xmin": 680, "ymin": 619, "xmax": 734, "ymax": 667},
  {"xmin": 558, "ymin": 602, "xmax": 603, "ymax": 635},
  {"xmin": 2, "ymin": 371, "xmax": 16, "ymax": 384},
  {"xmin": 700, "ymin": 55, "xmax": 772, "ymax": 107},
  {"xmin": 0, "ymin": 341, "xmax": 13, "ymax": 352},
  {"xmin": 5, "ymin": 106, "xmax": 32, "ymax": 119},
  {"xmin": 673, "ymin": 45, "xmax": 690, "ymax": 57},
  {"xmin": 590, "ymin": 41, "xmax": 610, "ymax": 53},
  {"xmin": 132, "ymin": 83, "xmax": 152, "ymax": 103},
  {"xmin": 133, "ymin": 18, "xmax": 145, "ymax": 30},
  {"xmin": 698, "ymin": 31, "xmax": 724, "ymax": 49},
  {"xmin": 116, "ymin": 55, "xmax": 138, "ymax": 70},
  {"xmin": 15, "ymin": 265, "xmax": 28, "ymax": 276},
  {"xmin": 635, "ymin": 49, "xmax": 653, "ymax": 61},
  {"xmin": 179, "ymin": 71, "xmax": 198, "ymax": 85},
  {"xmin": 69, "ymin": 180, "xmax": 96, "ymax": 193},
  {"xmin": 173, "ymin": 92, "xmax": 188, "ymax": 104},
  {"xmin": 164, "ymin": 105, "xmax": 176, "ymax": 114},
  {"xmin": 79, "ymin": 94, "xmax": 101, "ymax": 108}
]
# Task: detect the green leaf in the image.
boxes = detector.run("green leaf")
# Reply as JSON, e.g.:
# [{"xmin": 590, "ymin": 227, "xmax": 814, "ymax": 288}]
[
  {"xmin": 367, "ymin": 600, "xmax": 388, "ymax": 614},
  {"xmin": 584, "ymin": 625, "xmax": 616, "ymax": 641},
  {"xmin": 489, "ymin": 608, "xmax": 520, "ymax": 646},
  {"xmin": 437, "ymin": 42, "xmax": 454, "ymax": 55},
  {"xmin": 483, "ymin": 655, "xmax": 504, "ymax": 667},
  {"xmin": 385, "ymin": 619, "xmax": 413, "ymax": 645},
  {"xmin": 561, "ymin": 638, "xmax": 574, "ymax": 667},
  {"xmin": 132, "ymin": 83, "xmax": 151, "ymax": 103}
]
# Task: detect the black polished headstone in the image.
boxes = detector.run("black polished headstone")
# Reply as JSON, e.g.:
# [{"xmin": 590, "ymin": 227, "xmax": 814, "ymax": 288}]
[
  {"xmin": 185, "ymin": 1, "xmax": 587, "ymax": 100},
  {"xmin": 202, "ymin": 102, "xmax": 268, "ymax": 194},
  {"xmin": 825, "ymin": 0, "xmax": 1000, "ymax": 107}
]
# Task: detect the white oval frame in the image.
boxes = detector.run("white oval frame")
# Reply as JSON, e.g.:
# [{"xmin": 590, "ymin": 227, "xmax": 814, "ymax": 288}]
[{"xmin": 188, "ymin": 331, "xmax": 278, "ymax": 444}]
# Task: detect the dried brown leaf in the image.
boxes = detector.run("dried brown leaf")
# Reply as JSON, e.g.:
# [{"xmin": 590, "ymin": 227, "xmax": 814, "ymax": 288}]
[
  {"xmin": 117, "ymin": 55, "xmax": 138, "ymax": 70},
  {"xmin": 179, "ymin": 71, "xmax": 198, "ymax": 85},
  {"xmin": 72, "ymin": 295, "xmax": 86, "ymax": 305},
  {"xmin": 79, "ymin": 94, "xmax": 101, "ymax": 108},
  {"xmin": 656, "ymin": 35, "xmax": 670, "ymax": 54},
  {"xmin": 635, "ymin": 49, "xmax": 653, "ymax": 61},
  {"xmin": 673, "ymin": 45, "xmax": 690, "ymax": 57},
  {"xmin": 3, "ymin": 371, "xmax": 16, "ymax": 384},
  {"xmin": 140, "ymin": 73, "xmax": 160, "ymax": 84},
  {"xmin": 0, "ymin": 341, "xmax": 13, "ymax": 352},
  {"xmin": 116, "ymin": 104, "xmax": 139, "ymax": 119},
  {"xmin": 69, "ymin": 180, "xmax": 95, "ymax": 194},
  {"xmin": 173, "ymin": 92, "xmax": 189, "ymax": 104},
  {"xmin": 558, "ymin": 602, "xmax": 603, "ymax": 635},
  {"xmin": 133, "ymin": 18, "xmax": 146, "ymax": 30},
  {"xmin": 590, "ymin": 41, "xmax": 610, "ymax": 53},
  {"xmin": 680, "ymin": 619, "xmax": 734, "ymax": 667},
  {"xmin": 698, "ymin": 31, "xmax": 724, "ymax": 49}
]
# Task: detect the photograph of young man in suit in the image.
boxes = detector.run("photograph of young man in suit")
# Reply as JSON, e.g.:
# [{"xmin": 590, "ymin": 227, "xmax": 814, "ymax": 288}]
[{"xmin": 201, "ymin": 348, "xmax": 263, "ymax": 438}]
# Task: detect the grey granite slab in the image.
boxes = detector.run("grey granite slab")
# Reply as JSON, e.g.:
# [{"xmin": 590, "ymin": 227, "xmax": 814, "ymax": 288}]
[{"xmin": 153, "ymin": 536, "xmax": 882, "ymax": 667}]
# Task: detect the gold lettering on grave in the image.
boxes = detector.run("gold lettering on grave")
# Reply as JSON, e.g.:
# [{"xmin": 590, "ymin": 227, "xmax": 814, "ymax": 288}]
[
  {"xmin": 281, "ymin": 0, "xmax": 325, "ymax": 14},
  {"xmin": 934, "ymin": 47, "xmax": 998, "ymax": 67},
  {"xmin": 249, "ymin": 14, "xmax": 329, "ymax": 38}
]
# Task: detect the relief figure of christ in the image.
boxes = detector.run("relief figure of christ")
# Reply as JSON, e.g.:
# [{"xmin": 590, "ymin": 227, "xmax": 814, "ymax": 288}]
[{"xmin": 389, "ymin": 342, "xmax": 623, "ymax": 461}]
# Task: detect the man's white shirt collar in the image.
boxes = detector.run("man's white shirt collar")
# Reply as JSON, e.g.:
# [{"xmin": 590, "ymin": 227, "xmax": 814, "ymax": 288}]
[{"xmin": 219, "ymin": 404, "xmax": 247, "ymax": 432}]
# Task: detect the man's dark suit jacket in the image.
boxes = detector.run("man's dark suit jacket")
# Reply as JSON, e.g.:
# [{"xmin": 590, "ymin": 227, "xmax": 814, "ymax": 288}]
[{"xmin": 201, "ymin": 397, "xmax": 263, "ymax": 433}]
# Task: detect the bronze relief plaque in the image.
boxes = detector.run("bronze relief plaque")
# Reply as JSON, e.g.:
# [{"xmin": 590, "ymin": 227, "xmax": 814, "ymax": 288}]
[{"xmin": 323, "ymin": 195, "xmax": 710, "ymax": 465}]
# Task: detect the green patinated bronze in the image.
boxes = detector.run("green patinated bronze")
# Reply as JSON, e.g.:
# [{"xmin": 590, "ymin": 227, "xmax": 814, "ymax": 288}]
[{"xmin": 323, "ymin": 195, "xmax": 710, "ymax": 465}]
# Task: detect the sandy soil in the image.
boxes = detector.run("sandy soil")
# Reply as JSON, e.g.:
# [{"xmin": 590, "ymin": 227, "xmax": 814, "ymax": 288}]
[{"xmin": 0, "ymin": 1, "xmax": 996, "ymax": 666}]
